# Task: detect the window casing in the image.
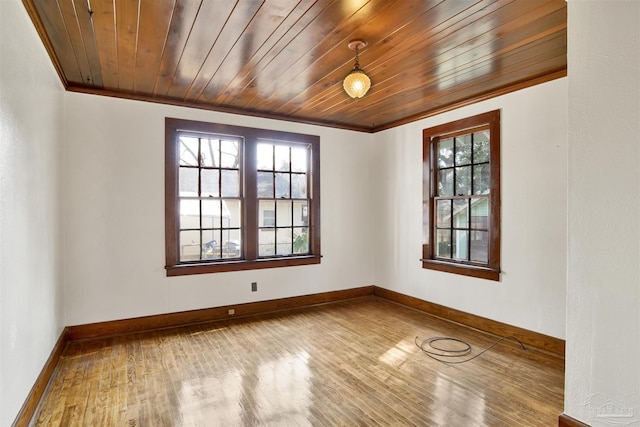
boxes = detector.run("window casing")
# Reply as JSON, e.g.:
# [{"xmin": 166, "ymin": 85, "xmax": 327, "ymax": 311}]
[
  {"xmin": 422, "ymin": 110, "xmax": 501, "ymax": 281},
  {"xmin": 165, "ymin": 118, "xmax": 320, "ymax": 276}
]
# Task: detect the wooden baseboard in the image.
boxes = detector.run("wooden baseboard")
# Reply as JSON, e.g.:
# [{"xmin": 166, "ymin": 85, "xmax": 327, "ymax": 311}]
[
  {"xmin": 373, "ymin": 287, "xmax": 565, "ymax": 358},
  {"xmin": 559, "ymin": 413, "xmax": 590, "ymax": 427},
  {"xmin": 67, "ymin": 286, "xmax": 375, "ymax": 340},
  {"xmin": 11, "ymin": 327, "xmax": 69, "ymax": 427}
]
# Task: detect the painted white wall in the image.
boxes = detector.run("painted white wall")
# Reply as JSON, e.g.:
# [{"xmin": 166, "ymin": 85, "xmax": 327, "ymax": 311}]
[
  {"xmin": 63, "ymin": 93, "xmax": 377, "ymax": 325},
  {"xmin": 565, "ymin": 1, "xmax": 640, "ymax": 424},
  {"xmin": 0, "ymin": 0, "xmax": 66, "ymax": 425},
  {"xmin": 372, "ymin": 78, "xmax": 568, "ymax": 339}
]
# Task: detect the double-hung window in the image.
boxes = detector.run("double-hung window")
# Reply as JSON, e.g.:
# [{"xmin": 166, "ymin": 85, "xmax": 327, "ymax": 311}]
[
  {"xmin": 165, "ymin": 118, "xmax": 320, "ymax": 276},
  {"xmin": 422, "ymin": 110, "xmax": 501, "ymax": 280}
]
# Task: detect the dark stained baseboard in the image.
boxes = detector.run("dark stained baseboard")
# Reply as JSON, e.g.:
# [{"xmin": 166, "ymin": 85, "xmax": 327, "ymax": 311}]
[
  {"xmin": 67, "ymin": 286, "xmax": 376, "ymax": 340},
  {"xmin": 559, "ymin": 413, "xmax": 591, "ymax": 427},
  {"xmin": 12, "ymin": 327, "xmax": 70, "ymax": 427},
  {"xmin": 373, "ymin": 286, "xmax": 566, "ymax": 358}
]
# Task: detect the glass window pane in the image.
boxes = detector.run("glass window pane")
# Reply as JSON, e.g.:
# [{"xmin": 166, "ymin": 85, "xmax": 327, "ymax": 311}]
[
  {"xmin": 179, "ymin": 167, "xmax": 199, "ymax": 197},
  {"xmin": 438, "ymin": 138, "xmax": 454, "ymax": 168},
  {"xmin": 200, "ymin": 138, "xmax": 219, "ymax": 167},
  {"xmin": 453, "ymin": 230, "xmax": 469, "ymax": 260},
  {"xmin": 276, "ymin": 228, "xmax": 292, "ymax": 255},
  {"xmin": 455, "ymin": 134, "xmax": 472, "ymax": 165},
  {"xmin": 276, "ymin": 200, "xmax": 292, "ymax": 227},
  {"xmin": 275, "ymin": 173, "xmax": 290, "ymax": 198},
  {"xmin": 473, "ymin": 164, "xmax": 490, "ymax": 195},
  {"xmin": 179, "ymin": 230, "xmax": 201, "ymax": 261},
  {"xmin": 471, "ymin": 198, "xmax": 489, "ymax": 230},
  {"xmin": 257, "ymin": 143, "xmax": 273, "ymax": 170},
  {"xmin": 470, "ymin": 231, "xmax": 489, "ymax": 263},
  {"xmin": 179, "ymin": 136, "xmax": 199, "ymax": 166},
  {"xmin": 438, "ymin": 169, "xmax": 454, "ymax": 196},
  {"xmin": 202, "ymin": 230, "xmax": 220, "ymax": 259},
  {"xmin": 455, "ymin": 166, "xmax": 471, "ymax": 196},
  {"xmin": 221, "ymin": 169, "xmax": 239, "ymax": 197},
  {"xmin": 224, "ymin": 199, "xmax": 241, "ymax": 228},
  {"xmin": 259, "ymin": 200, "xmax": 275, "ymax": 227},
  {"xmin": 436, "ymin": 200, "xmax": 451, "ymax": 228},
  {"xmin": 291, "ymin": 173, "xmax": 307, "ymax": 199},
  {"xmin": 291, "ymin": 146, "xmax": 307, "ymax": 172},
  {"xmin": 436, "ymin": 229, "xmax": 451, "ymax": 258},
  {"xmin": 293, "ymin": 228, "xmax": 309, "ymax": 254},
  {"xmin": 201, "ymin": 168, "xmax": 219, "ymax": 197},
  {"xmin": 220, "ymin": 139, "xmax": 239, "ymax": 169},
  {"xmin": 259, "ymin": 229, "xmax": 275, "ymax": 256},
  {"xmin": 201, "ymin": 199, "xmax": 222, "ymax": 228},
  {"xmin": 257, "ymin": 172, "xmax": 273, "ymax": 198},
  {"xmin": 179, "ymin": 199, "xmax": 200, "ymax": 230},
  {"xmin": 473, "ymin": 131, "xmax": 490, "ymax": 163},
  {"xmin": 293, "ymin": 201, "xmax": 308, "ymax": 226},
  {"xmin": 453, "ymin": 199, "xmax": 469, "ymax": 228},
  {"xmin": 221, "ymin": 229, "xmax": 241, "ymax": 259},
  {"xmin": 275, "ymin": 145, "xmax": 290, "ymax": 171}
]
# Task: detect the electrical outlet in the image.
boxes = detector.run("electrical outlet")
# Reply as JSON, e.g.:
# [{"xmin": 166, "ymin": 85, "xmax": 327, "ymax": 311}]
[
  {"xmin": 228, "ymin": 308, "xmax": 235, "ymax": 315},
  {"xmin": 251, "ymin": 282, "xmax": 258, "ymax": 292}
]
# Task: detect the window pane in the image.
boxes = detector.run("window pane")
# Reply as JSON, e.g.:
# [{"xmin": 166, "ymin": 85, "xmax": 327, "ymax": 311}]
[
  {"xmin": 293, "ymin": 228, "xmax": 309, "ymax": 254},
  {"xmin": 221, "ymin": 229, "xmax": 241, "ymax": 259},
  {"xmin": 221, "ymin": 169, "xmax": 239, "ymax": 197},
  {"xmin": 291, "ymin": 173, "xmax": 307, "ymax": 199},
  {"xmin": 275, "ymin": 145, "xmax": 290, "ymax": 171},
  {"xmin": 179, "ymin": 167, "xmax": 199, "ymax": 197},
  {"xmin": 201, "ymin": 199, "xmax": 222, "ymax": 228},
  {"xmin": 293, "ymin": 201, "xmax": 308, "ymax": 226},
  {"xmin": 220, "ymin": 139, "xmax": 239, "ymax": 168},
  {"xmin": 438, "ymin": 169, "xmax": 454, "ymax": 196},
  {"xmin": 276, "ymin": 228, "xmax": 292, "ymax": 255},
  {"xmin": 471, "ymin": 198, "xmax": 489, "ymax": 230},
  {"xmin": 291, "ymin": 146, "xmax": 307, "ymax": 172},
  {"xmin": 470, "ymin": 231, "xmax": 489, "ymax": 263},
  {"xmin": 453, "ymin": 230, "xmax": 469, "ymax": 260},
  {"xmin": 276, "ymin": 200, "xmax": 292, "ymax": 227},
  {"xmin": 436, "ymin": 229, "xmax": 451, "ymax": 258},
  {"xmin": 453, "ymin": 199, "xmax": 469, "ymax": 228},
  {"xmin": 200, "ymin": 138, "xmax": 219, "ymax": 167},
  {"xmin": 275, "ymin": 173, "xmax": 290, "ymax": 198},
  {"xmin": 201, "ymin": 168, "xmax": 219, "ymax": 197},
  {"xmin": 455, "ymin": 166, "xmax": 471, "ymax": 196},
  {"xmin": 257, "ymin": 143, "xmax": 273, "ymax": 170},
  {"xmin": 438, "ymin": 138, "xmax": 454, "ymax": 168},
  {"xmin": 179, "ymin": 136, "xmax": 199, "ymax": 166},
  {"xmin": 436, "ymin": 200, "xmax": 451, "ymax": 228},
  {"xmin": 259, "ymin": 200, "xmax": 275, "ymax": 227},
  {"xmin": 259, "ymin": 229, "xmax": 275, "ymax": 256},
  {"xmin": 179, "ymin": 199, "xmax": 200, "ymax": 230},
  {"xmin": 224, "ymin": 199, "xmax": 241, "ymax": 228},
  {"xmin": 257, "ymin": 172, "xmax": 273, "ymax": 198},
  {"xmin": 179, "ymin": 230, "xmax": 201, "ymax": 261},
  {"xmin": 473, "ymin": 164, "xmax": 490, "ymax": 195},
  {"xmin": 473, "ymin": 131, "xmax": 490, "ymax": 163},
  {"xmin": 455, "ymin": 134, "xmax": 472, "ymax": 165}
]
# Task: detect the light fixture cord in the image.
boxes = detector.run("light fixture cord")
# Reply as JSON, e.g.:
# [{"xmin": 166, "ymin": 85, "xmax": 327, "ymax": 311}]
[{"xmin": 354, "ymin": 46, "xmax": 361, "ymax": 69}]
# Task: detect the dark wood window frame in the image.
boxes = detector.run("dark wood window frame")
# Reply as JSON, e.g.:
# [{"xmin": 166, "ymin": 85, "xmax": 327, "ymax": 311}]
[
  {"xmin": 422, "ymin": 110, "xmax": 501, "ymax": 281},
  {"xmin": 165, "ymin": 118, "xmax": 321, "ymax": 276}
]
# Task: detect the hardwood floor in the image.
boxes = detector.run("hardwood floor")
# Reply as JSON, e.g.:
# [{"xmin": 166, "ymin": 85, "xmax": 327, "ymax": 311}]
[{"xmin": 33, "ymin": 297, "xmax": 564, "ymax": 426}]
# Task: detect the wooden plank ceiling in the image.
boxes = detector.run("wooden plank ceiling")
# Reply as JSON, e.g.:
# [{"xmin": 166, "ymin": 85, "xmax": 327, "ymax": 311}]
[{"xmin": 24, "ymin": 0, "xmax": 567, "ymax": 133}]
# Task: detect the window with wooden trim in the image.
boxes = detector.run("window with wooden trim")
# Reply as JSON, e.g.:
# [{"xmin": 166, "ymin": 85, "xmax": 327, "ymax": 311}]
[
  {"xmin": 422, "ymin": 110, "xmax": 501, "ymax": 281},
  {"xmin": 165, "ymin": 118, "xmax": 320, "ymax": 276}
]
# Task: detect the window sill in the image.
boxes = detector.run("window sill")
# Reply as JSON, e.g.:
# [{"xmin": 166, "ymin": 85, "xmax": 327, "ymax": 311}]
[
  {"xmin": 421, "ymin": 258, "xmax": 500, "ymax": 281},
  {"xmin": 166, "ymin": 255, "xmax": 322, "ymax": 276}
]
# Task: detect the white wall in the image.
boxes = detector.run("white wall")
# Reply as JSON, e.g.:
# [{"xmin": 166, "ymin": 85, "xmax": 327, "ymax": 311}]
[
  {"xmin": 372, "ymin": 78, "xmax": 568, "ymax": 339},
  {"xmin": 63, "ymin": 93, "xmax": 377, "ymax": 325},
  {"xmin": 0, "ymin": 0, "xmax": 66, "ymax": 425},
  {"xmin": 565, "ymin": 1, "xmax": 640, "ymax": 424}
]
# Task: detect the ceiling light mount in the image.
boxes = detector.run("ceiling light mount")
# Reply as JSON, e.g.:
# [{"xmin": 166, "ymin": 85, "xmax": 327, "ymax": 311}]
[{"xmin": 343, "ymin": 39, "xmax": 371, "ymax": 99}]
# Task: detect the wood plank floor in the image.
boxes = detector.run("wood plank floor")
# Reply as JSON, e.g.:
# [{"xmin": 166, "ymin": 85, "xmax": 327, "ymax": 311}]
[{"xmin": 33, "ymin": 296, "xmax": 564, "ymax": 426}]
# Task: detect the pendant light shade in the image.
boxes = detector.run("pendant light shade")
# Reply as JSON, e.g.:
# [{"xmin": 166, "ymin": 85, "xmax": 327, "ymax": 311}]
[{"xmin": 343, "ymin": 40, "xmax": 371, "ymax": 99}]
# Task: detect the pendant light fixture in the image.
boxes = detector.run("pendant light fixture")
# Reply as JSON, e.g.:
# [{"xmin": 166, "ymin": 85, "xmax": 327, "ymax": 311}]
[{"xmin": 343, "ymin": 40, "xmax": 371, "ymax": 99}]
